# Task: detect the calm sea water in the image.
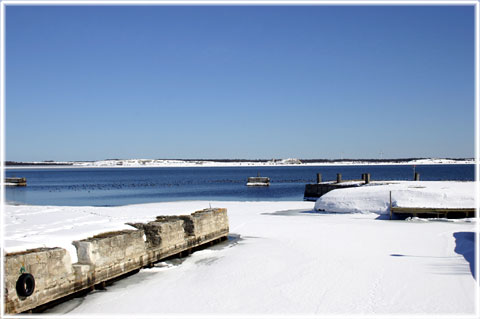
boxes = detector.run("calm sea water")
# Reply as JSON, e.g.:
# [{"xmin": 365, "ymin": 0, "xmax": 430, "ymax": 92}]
[{"xmin": 5, "ymin": 165, "xmax": 475, "ymax": 206}]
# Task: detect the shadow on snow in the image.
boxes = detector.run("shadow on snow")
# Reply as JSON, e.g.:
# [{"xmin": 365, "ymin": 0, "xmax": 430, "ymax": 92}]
[{"xmin": 453, "ymin": 231, "xmax": 476, "ymax": 279}]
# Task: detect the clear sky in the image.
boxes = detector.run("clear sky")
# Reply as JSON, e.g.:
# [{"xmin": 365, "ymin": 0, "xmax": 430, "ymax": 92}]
[{"xmin": 5, "ymin": 5, "xmax": 475, "ymax": 161}]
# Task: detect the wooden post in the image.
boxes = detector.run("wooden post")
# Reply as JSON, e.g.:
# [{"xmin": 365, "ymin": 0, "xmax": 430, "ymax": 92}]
[
  {"xmin": 336, "ymin": 173, "xmax": 342, "ymax": 183},
  {"xmin": 365, "ymin": 173, "xmax": 370, "ymax": 184},
  {"xmin": 316, "ymin": 173, "xmax": 322, "ymax": 184},
  {"xmin": 389, "ymin": 191, "xmax": 392, "ymax": 220},
  {"xmin": 361, "ymin": 173, "xmax": 365, "ymax": 180},
  {"xmin": 414, "ymin": 172, "xmax": 420, "ymax": 181}
]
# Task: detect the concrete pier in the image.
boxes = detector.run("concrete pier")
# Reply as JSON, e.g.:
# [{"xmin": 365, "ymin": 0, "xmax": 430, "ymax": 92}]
[{"xmin": 4, "ymin": 208, "xmax": 229, "ymax": 314}]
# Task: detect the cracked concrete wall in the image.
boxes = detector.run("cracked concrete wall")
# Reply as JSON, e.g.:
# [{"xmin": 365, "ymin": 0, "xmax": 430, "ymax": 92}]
[
  {"xmin": 4, "ymin": 248, "xmax": 75, "ymax": 314},
  {"xmin": 73, "ymin": 230, "xmax": 146, "ymax": 268},
  {"xmin": 191, "ymin": 208, "xmax": 229, "ymax": 239},
  {"xmin": 130, "ymin": 219, "xmax": 185, "ymax": 249},
  {"xmin": 71, "ymin": 230, "xmax": 147, "ymax": 289}
]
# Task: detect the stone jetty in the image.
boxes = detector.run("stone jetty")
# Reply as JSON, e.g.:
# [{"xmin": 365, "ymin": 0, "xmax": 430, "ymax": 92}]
[{"xmin": 4, "ymin": 208, "xmax": 229, "ymax": 314}]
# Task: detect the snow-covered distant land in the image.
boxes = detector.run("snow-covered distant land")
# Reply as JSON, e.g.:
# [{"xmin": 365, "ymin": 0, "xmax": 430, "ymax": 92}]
[
  {"xmin": 4, "ymin": 181, "xmax": 477, "ymax": 315},
  {"xmin": 5, "ymin": 157, "xmax": 475, "ymax": 169}
]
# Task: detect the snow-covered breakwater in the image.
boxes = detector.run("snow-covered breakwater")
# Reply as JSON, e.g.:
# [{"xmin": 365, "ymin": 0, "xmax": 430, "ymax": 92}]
[{"xmin": 4, "ymin": 208, "xmax": 229, "ymax": 314}]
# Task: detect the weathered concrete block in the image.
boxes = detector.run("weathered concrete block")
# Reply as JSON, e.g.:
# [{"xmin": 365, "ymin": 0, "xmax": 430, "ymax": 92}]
[
  {"xmin": 130, "ymin": 219, "xmax": 185, "ymax": 249},
  {"xmin": 4, "ymin": 247, "xmax": 75, "ymax": 314},
  {"xmin": 73, "ymin": 230, "xmax": 145, "ymax": 267},
  {"xmin": 153, "ymin": 209, "xmax": 229, "ymax": 241},
  {"xmin": 191, "ymin": 208, "xmax": 229, "ymax": 239}
]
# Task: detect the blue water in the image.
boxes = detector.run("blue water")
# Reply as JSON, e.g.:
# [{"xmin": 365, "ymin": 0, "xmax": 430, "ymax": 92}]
[{"xmin": 5, "ymin": 165, "xmax": 475, "ymax": 206}]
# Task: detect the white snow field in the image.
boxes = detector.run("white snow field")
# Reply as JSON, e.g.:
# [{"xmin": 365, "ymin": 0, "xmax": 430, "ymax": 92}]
[{"xmin": 4, "ymin": 196, "xmax": 477, "ymax": 316}]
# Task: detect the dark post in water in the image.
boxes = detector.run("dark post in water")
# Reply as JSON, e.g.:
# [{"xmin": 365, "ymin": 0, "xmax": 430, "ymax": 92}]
[
  {"xmin": 389, "ymin": 191, "xmax": 392, "ymax": 220},
  {"xmin": 336, "ymin": 173, "xmax": 342, "ymax": 183},
  {"xmin": 414, "ymin": 172, "xmax": 420, "ymax": 181},
  {"xmin": 316, "ymin": 173, "xmax": 322, "ymax": 184},
  {"xmin": 364, "ymin": 173, "xmax": 371, "ymax": 184}
]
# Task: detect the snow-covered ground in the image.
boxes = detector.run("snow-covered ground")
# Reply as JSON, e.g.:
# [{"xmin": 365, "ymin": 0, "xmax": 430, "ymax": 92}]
[
  {"xmin": 4, "ymin": 198, "xmax": 478, "ymax": 315},
  {"xmin": 5, "ymin": 157, "xmax": 475, "ymax": 169},
  {"xmin": 314, "ymin": 181, "xmax": 476, "ymax": 215}
]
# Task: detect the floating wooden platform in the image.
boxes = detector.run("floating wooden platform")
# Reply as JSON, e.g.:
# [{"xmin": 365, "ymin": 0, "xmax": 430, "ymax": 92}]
[
  {"xmin": 5, "ymin": 177, "xmax": 27, "ymax": 186},
  {"xmin": 247, "ymin": 176, "xmax": 270, "ymax": 187}
]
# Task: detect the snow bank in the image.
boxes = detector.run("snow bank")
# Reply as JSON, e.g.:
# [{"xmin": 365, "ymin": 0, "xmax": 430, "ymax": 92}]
[
  {"xmin": 314, "ymin": 181, "xmax": 476, "ymax": 215},
  {"xmin": 4, "ymin": 200, "xmax": 477, "ymax": 315}
]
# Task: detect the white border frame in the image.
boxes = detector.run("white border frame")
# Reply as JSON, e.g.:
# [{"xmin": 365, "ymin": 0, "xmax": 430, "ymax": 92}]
[{"xmin": 0, "ymin": 1, "xmax": 478, "ymax": 319}]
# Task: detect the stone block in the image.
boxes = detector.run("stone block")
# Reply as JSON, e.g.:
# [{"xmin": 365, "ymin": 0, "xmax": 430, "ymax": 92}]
[
  {"xmin": 72, "ymin": 229, "xmax": 145, "ymax": 267},
  {"xmin": 4, "ymin": 247, "xmax": 75, "ymax": 314},
  {"xmin": 191, "ymin": 208, "xmax": 229, "ymax": 238}
]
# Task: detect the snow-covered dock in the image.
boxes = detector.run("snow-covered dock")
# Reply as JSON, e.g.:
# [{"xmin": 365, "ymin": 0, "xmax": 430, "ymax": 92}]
[
  {"xmin": 314, "ymin": 180, "xmax": 476, "ymax": 218},
  {"xmin": 304, "ymin": 173, "xmax": 370, "ymax": 200},
  {"xmin": 4, "ymin": 208, "xmax": 229, "ymax": 314}
]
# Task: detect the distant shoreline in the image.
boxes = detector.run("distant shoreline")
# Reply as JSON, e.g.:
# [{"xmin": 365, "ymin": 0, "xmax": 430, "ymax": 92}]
[{"xmin": 4, "ymin": 158, "xmax": 475, "ymax": 169}]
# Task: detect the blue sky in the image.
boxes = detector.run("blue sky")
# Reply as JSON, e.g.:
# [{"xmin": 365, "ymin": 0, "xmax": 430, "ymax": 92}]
[{"xmin": 5, "ymin": 5, "xmax": 475, "ymax": 161}]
